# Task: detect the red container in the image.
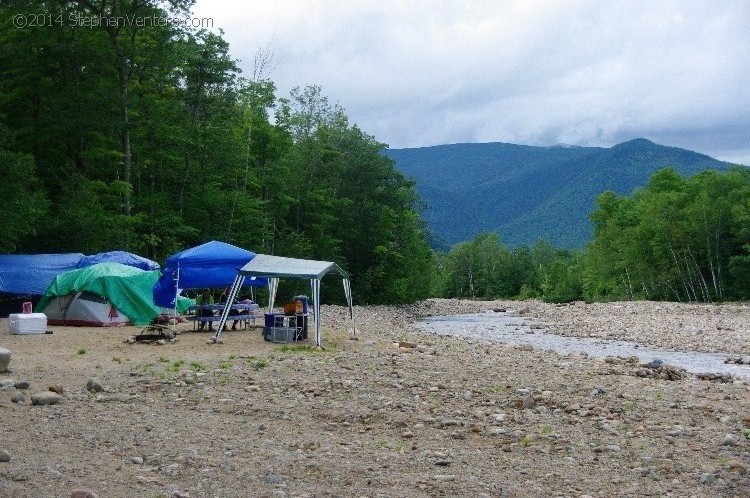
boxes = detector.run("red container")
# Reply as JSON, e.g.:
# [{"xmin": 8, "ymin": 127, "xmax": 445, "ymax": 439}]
[{"xmin": 22, "ymin": 301, "xmax": 33, "ymax": 314}]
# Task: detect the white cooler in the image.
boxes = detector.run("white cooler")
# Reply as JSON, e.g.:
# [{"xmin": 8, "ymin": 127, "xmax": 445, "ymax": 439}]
[{"xmin": 8, "ymin": 313, "xmax": 47, "ymax": 335}]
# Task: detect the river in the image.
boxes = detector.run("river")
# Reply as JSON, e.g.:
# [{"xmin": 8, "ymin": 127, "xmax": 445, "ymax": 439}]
[{"xmin": 415, "ymin": 311, "xmax": 750, "ymax": 380}]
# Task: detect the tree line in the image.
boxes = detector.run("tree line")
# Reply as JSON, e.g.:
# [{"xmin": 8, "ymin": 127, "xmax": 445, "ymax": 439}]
[{"xmin": 438, "ymin": 167, "xmax": 750, "ymax": 302}]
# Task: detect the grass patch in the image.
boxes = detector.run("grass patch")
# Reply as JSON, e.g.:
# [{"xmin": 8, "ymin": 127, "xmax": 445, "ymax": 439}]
[
  {"xmin": 247, "ymin": 358, "xmax": 267, "ymax": 370},
  {"xmin": 189, "ymin": 360, "xmax": 208, "ymax": 372},
  {"xmin": 277, "ymin": 344, "xmax": 321, "ymax": 354},
  {"xmin": 169, "ymin": 359, "xmax": 184, "ymax": 372},
  {"xmin": 76, "ymin": 348, "xmax": 86, "ymax": 355}
]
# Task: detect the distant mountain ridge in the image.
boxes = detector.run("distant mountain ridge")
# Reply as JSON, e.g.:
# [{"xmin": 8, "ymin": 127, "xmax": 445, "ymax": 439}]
[{"xmin": 384, "ymin": 139, "xmax": 736, "ymax": 249}]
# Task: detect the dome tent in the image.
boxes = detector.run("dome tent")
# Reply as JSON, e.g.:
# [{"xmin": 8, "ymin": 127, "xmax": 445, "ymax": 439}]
[{"xmin": 37, "ymin": 263, "xmax": 161, "ymax": 326}]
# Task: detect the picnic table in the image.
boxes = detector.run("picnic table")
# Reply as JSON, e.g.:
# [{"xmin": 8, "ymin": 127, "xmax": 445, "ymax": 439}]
[{"xmin": 186, "ymin": 303, "xmax": 262, "ymax": 331}]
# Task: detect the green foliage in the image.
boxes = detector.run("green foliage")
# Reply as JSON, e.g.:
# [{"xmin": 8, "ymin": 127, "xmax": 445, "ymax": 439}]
[
  {"xmin": 583, "ymin": 167, "xmax": 750, "ymax": 302},
  {"xmin": 0, "ymin": 150, "xmax": 49, "ymax": 252},
  {"xmin": 438, "ymin": 233, "xmax": 583, "ymax": 302},
  {"xmin": 0, "ymin": 1, "xmax": 434, "ymax": 304}
]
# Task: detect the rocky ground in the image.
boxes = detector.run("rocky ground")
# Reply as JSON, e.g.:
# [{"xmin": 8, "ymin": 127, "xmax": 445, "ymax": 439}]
[{"xmin": 1, "ymin": 298, "xmax": 749, "ymax": 498}]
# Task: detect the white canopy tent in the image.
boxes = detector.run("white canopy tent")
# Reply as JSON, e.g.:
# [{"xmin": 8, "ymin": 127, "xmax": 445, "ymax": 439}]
[{"xmin": 211, "ymin": 254, "xmax": 356, "ymax": 346}]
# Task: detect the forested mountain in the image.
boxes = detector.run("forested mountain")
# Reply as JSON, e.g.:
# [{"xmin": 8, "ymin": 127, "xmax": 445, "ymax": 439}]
[
  {"xmin": 0, "ymin": 0, "xmax": 434, "ymax": 304},
  {"xmin": 385, "ymin": 139, "xmax": 737, "ymax": 248}
]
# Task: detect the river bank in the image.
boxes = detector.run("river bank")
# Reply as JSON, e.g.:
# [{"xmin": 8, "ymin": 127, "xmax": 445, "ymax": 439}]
[{"xmin": 1, "ymin": 299, "xmax": 749, "ymax": 497}]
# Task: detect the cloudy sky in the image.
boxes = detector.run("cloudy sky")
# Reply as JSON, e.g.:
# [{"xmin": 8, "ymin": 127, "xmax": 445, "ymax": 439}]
[{"xmin": 192, "ymin": 0, "xmax": 750, "ymax": 165}]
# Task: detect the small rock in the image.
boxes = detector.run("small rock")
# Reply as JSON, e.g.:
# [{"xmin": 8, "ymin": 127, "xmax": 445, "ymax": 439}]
[
  {"xmin": 258, "ymin": 423, "xmax": 266, "ymax": 431},
  {"xmin": 517, "ymin": 396, "xmax": 536, "ymax": 409},
  {"xmin": 86, "ymin": 378, "xmax": 105, "ymax": 393},
  {"xmin": 0, "ymin": 379, "xmax": 14, "ymax": 388},
  {"xmin": 0, "ymin": 449, "xmax": 11, "ymax": 462},
  {"xmin": 699, "ymin": 473, "xmax": 715, "ymax": 485},
  {"xmin": 646, "ymin": 359, "xmax": 663, "ymax": 369},
  {"xmin": 721, "ymin": 435, "xmax": 739, "ymax": 447},
  {"xmin": 70, "ymin": 490, "xmax": 99, "ymax": 498},
  {"xmin": 130, "ymin": 456, "xmax": 144, "ymax": 464},
  {"xmin": 265, "ymin": 474, "xmax": 283, "ymax": 484},
  {"xmin": 48, "ymin": 385, "xmax": 64, "ymax": 395},
  {"xmin": 432, "ymin": 474, "xmax": 456, "ymax": 482},
  {"xmin": 32, "ymin": 391, "xmax": 62, "ymax": 406},
  {"xmin": 398, "ymin": 341, "xmax": 417, "ymax": 349},
  {"xmin": 606, "ymin": 445, "xmax": 621, "ymax": 453},
  {"xmin": 14, "ymin": 380, "xmax": 30, "ymax": 390},
  {"xmin": 11, "ymin": 392, "xmax": 25, "ymax": 403}
]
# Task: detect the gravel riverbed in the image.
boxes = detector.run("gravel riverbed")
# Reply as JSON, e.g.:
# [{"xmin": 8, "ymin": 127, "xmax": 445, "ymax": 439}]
[{"xmin": 1, "ymin": 298, "xmax": 749, "ymax": 497}]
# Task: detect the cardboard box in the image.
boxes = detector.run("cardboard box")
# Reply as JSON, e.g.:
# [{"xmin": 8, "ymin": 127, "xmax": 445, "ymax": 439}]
[{"xmin": 8, "ymin": 313, "xmax": 47, "ymax": 335}]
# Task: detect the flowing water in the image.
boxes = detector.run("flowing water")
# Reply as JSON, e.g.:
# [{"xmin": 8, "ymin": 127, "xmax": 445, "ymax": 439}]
[{"xmin": 415, "ymin": 312, "xmax": 750, "ymax": 380}]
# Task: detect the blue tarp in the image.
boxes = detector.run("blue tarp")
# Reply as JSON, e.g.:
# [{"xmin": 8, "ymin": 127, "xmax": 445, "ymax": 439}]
[
  {"xmin": 77, "ymin": 251, "xmax": 160, "ymax": 271},
  {"xmin": 0, "ymin": 251, "xmax": 161, "ymax": 296},
  {"xmin": 0, "ymin": 253, "xmax": 85, "ymax": 295},
  {"xmin": 153, "ymin": 241, "xmax": 267, "ymax": 308}
]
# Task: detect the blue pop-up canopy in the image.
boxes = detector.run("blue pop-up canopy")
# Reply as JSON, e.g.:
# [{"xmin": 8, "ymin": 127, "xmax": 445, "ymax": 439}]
[{"xmin": 153, "ymin": 240, "xmax": 267, "ymax": 308}]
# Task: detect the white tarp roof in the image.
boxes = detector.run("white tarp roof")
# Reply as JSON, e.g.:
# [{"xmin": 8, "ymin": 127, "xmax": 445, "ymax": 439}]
[{"xmin": 238, "ymin": 254, "xmax": 348, "ymax": 280}]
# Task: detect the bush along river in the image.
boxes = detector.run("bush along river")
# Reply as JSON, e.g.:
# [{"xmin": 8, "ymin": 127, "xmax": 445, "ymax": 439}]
[{"xmin": 414, "ymin": 311, "xmax": 750, "ymax": 381}]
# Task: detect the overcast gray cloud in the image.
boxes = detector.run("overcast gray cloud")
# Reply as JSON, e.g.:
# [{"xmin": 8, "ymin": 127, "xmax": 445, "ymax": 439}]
[{"xmin": 193, "ymin": 0, "xmax": 750, "ymax": 164}]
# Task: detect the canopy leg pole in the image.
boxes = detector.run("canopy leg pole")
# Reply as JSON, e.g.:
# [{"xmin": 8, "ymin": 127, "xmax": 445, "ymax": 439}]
[
  {"xmin": 212, "ymin": 274, "xmax": 244, "ymax": 342},
  {"xmin": 343, "ymin": 278, "xmax": 356, "ymax": 336},
  {"xmin": 267, "ymin": 278, "xmax": 279, "ymax": 314},
  {"xmin": 312, "ymin": 278, "xmax": 323, "ymax": 348},
  {"xmin": 172, "ymin": 265, "xmax": 181, "ymax": 334}
]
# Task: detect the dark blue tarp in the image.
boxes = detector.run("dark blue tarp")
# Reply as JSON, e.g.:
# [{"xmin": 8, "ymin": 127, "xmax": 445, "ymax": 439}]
[
  {"xmin": 77, "ymin": 251, "xmax": 160, "ymax": 271},
  {"xmin": 0, "ymin": 253, "xmax": 85, "ymax": 295},
  {"xmin": 153, "ymin": 241, "xmax": 267, "ymax": 308}
]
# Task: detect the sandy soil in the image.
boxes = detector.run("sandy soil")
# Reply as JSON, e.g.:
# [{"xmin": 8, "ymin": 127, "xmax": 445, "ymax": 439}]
[{"xmin": 1, "ymin": 299, "xmax": 749, "ymax": 498}]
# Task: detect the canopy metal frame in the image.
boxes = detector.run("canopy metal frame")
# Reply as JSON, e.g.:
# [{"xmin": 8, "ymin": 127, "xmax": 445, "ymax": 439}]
[{"xmin": 212, "ymin": 255, "xmax": 356, "ymax": 347}]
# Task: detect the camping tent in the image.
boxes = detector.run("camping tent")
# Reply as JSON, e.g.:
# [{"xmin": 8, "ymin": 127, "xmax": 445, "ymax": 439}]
[
  {"xmin": 213, "ymin": 254, "xmax": 356, "ymax": 347},
  {"xmin": 37, "ymin": 262, "xmax": 162, "ymax": 326},
  {"xmin": 0, "ymin": 253, "xmax": 85, "ymax": 295},
  {"xmin": 153, "ymin": 240, "xmax": 266, "ymax": 309},
  {"xmin": 77, "ymin": 251, "xmax": 160, "ymax": 271}
]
